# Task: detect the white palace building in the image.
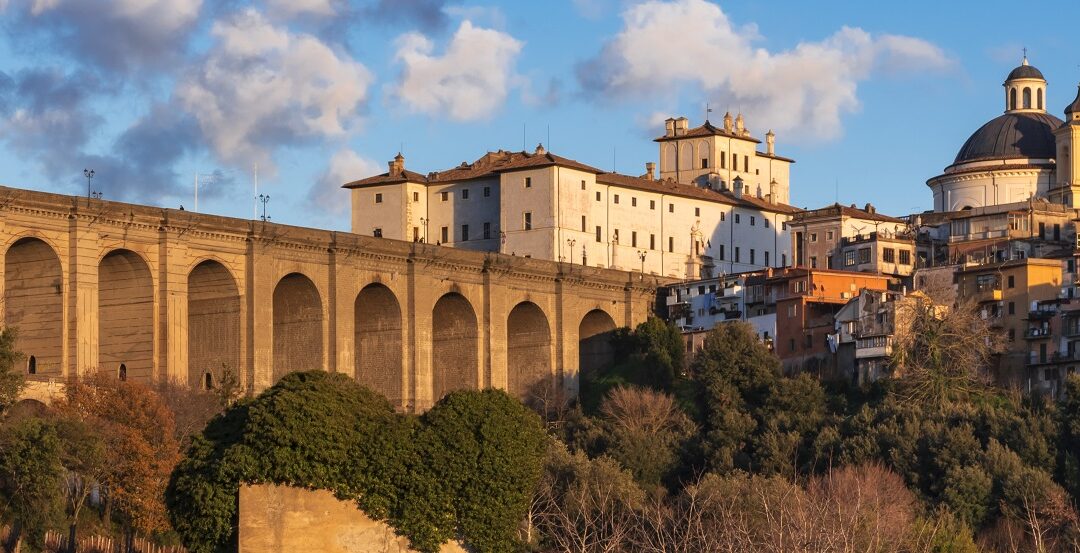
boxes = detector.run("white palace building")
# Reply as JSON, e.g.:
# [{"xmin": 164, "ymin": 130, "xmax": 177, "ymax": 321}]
[{"xmin": 346, "ymin": 112, "xmax": 799, "ymax": 280}]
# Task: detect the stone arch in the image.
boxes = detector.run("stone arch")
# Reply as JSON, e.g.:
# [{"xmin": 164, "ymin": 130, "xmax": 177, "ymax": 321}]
[
  {"xmin": 272, "ymin": 273, "xmax": 324, "ymax": 382},
  {"xmin": 354, "ymin": 283, "xmax": 402, "ymax": 404},
  {"xmin": 1010, "ymin": 87, "xmax": 1017, "ymax": 110},
  {"xmin": 697, "ymin": 140, "xmax": 710, "ymax": 168},
  {"xmin": 1023, "ymin": 87, "xmax": 1032, "ymax": 109},
  {"xmin": 1038, "ymin": 88, "xmax": 1043, "ymax": 110},
  {"xmin": 187, "ymin": 260, "xmax": 240, "ymax": 389},
  {"xmin": 431, "ymin": 292, "xmax": 478, "ymax": 399},
  {"xmin": 4, "ymin": 237, "xmax": 63, "ymax": 378},
  {"xmin": 506, "ymin": 301, "xmax": 553, "ymax": 398},
  {"xmin": 664, "ymin": 144, "xmax": 677, "ymax": 171},
  {"xmin": 679, "ymin": 141, "xmax": 694, "ymax": 171},
  {"xmin": 99, "ymin": 249, "xmax": 154, "ymax": 382},
  {"xmin": 579, "ymin": 309, "xmax": 617, "ymax": 378}
]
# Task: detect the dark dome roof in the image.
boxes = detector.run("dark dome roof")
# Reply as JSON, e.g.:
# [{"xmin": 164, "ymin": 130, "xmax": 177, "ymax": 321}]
[
  {"xmin": 1007, "ymin": 63, "xmax": 1045, "ymax": 81},
  {"xmin": 953, "ymin": 112, "xmax": 1063, "ymax": 165}
]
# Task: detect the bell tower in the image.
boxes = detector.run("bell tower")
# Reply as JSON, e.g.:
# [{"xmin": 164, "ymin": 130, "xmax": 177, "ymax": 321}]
[
  {"xmin": 1052, "ymin": 83, "xmax": 1080, "ymax": 206},
  {"xmin": 1004, "ymin": 55, "xmax": 1048, "ymax": 113}
]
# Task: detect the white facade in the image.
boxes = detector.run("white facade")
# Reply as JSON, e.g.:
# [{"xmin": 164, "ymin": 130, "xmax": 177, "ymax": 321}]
[
  {"xmin": 346, "ymin": 118, "xmax": 799, "ymax": 280},
  {"xmin": 665, "ymin": 273, "xmax": 776, "ymax": 343}
]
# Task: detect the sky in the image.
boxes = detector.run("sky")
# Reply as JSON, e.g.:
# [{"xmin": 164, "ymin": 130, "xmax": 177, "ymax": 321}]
[{"xmin": 0, "ymin": 0, "xmax": 1077, "ymax": 230}]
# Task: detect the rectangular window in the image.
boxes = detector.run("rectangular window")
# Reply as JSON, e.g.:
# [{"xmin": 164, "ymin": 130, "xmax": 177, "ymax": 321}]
[
  {"xmin": 744, "ymin": 155, "xmax": 749, "ymax": 172},
  {"xmin": 413, "ymin": 227, "xmax": 419, "ymax": 241},
  {"xmin": 844, "ymin": 250, "xmax": 856, "ymax": 266},
  {"xmin": 525, "ymin": 177, "xmax": 532, "ymax": 188},
  {"xmin": 750, "ymin": 249, "xmax": 755, "ymax": 264},
  {"xmin": 810, "ymin": 233, "xmax": 818, "ymax": 242},
  {"xmin": 701, "ymin": 157, "xmax": 708, "ymax": 169},
  {"xmin": 720, "ymin": 152, "xmax": 726, "ymax": 169},
  {"xmin": 1008, "ymin": 275, "xmax": 1015, "ymax": 288},
  {"xmin": 461, "ymin": 224, "xmax": 469, "ymax": 241},
  {"xmin": 735, "ymin": 214, "xmax": 741, "ymax": 224},
  {"xmin": 858, "ymin": 247, "xmax": 871, "ymax": 264},
  {"xmin": 810, "ymin": 256, "xmax": 817, "ymax": 269},
  {"xmin": 764, "ymin": 219, "xmax": 770, "ymax": 228},
  {"xmin": 581, "ymin": 180, "xmax": 586, "ymax": 190},
  {"xmin": 669, "ymin": 203, "xmax": 674, "ymax": 213},
  {"xmin": 695, "ymin": 207, "xmax": 700, "ymax": 217},
  {"xmin": 374, "ymin": 193, "xmax": 382, "ymax": 203},
  {"xmin": 413, "ymin": 191, "xmax": 420, "ymax": 202},
  {"xmin": 735, "ymin": 247, "xmax": 740, "ymax": 263},
  {"xmin": 483, "ymin": 186, "xmax": 491, "ymax": 197},
  {"xmin": 441, "ymin": 191, "xmax": 448, "ymax": 201},
  {"xmin": 899, "ymin": 250, "xmax": 911, "ymax": 265},
  {"xmin": 750, "ymin": 216, "xmax": 755, "ymax": 226},
  {"xmin": 764, "ymin": 251, "xmax": 770, "ymax": 266},
  {"xmin": 614, "ymin": 194, "xmax": 620, "ymax": 204},
  {"xmin": 732, "ymin": 153, "xmax": 737, "ymax": 169},
  {"xmin": 461, "ymin": 189, "xmax": 469, "ymax": 200},
  {"xmin": 1008, "ymin": 301, "xmax": 1015, "ymax": 315},
  {"xmin": 523, "ymin": 212, "xmax": 532, "ymax": 231},
  {"xmin": 721, "ymin": 212, "xmax": 726, "ymax": 221},
  {"xmin": 631, "ymin": 231, "xmax": 638, "ymax": 248},
  {"xmin": 596, "ymin": 226, "xmax": 602, "ymax": 242},
  {"xmin": 596, "ymin": 191, "xmax": 601, "ymax": 201},
  {"xmin": 373, "ymin": 228, "xmax": 382, "ymax": 238},
  {"xmin": 782, "ymin": 253, "xmax": 787, "ymax": 266},
  {"xmin": 883, "ymin": 248, "xmax": 895, "ymax": 263},
  {"xmin": 632, "ymin": 197, "xmax": 637, "ymax": 207},
  {"xmin": 788, "ymin": 304, "xmax": 796, "ymax": 318},
  {"xmin": 483, "ymin": 222, "xmax": 491, "ymax": 240},
  {"xmin": 441, "ymin": 226, "xmax": 448, "ymax": 243},
  {"xmin": 669, "ymin": 237, "xmax": 674, "ymax": 252},
  {"xmin": 650, "ymin": 234, "xmax": 656, "ymax": 250},
  {"xmin": 826, "ymin": 230, "xmax": 834, "ymax": 241},
  {"xmin": 719, "ymin": 245, "xmax": 725, "ymax": 260},
  {"xmin": 581, "ymin": 215, "xmax": 586, "ymax": 232},
  {"xmin": 650, "ymin": 200, "xmax": 656, "ymax": 210}
]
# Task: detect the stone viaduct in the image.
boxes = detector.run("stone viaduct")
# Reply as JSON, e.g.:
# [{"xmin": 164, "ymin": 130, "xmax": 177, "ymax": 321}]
[{"xmin": 0, "ymin": 186, "xmax": 658, "ymax": 411}]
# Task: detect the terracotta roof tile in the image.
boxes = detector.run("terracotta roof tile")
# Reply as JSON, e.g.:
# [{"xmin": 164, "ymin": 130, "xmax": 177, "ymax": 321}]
[
  {"xmin": 654, "ymin": 120, "xmax": 762, "ymax": 144},
  {"xmin": 595, "ymin": 172, "xmax": 801, "ymax": 214}
]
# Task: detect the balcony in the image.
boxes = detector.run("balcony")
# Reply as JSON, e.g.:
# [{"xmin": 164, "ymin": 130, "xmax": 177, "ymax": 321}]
[
  {"xmin": 1027, "ymin": 350, "xmax": 1080, "ymax": 366},
  {"xmin": 855, "ymin": 336, "xmax": 893, "ymax": 359},
  {"xmin": 1025, "ymin": 326, "xmax": 1053, "ymax": 340},
  {"xmin": 948, "ymin": 229, "xmax": 1009, "ymax": 243},
  {"xmin": 972, "ymin": 287, "xmax": 1003, "ymax": 303}
]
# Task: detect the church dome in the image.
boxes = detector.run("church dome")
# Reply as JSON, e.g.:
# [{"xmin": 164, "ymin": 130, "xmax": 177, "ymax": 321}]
[
  {"xmin": 1006, "ymin": 63, "xmax": 1045, "ymax": 81},
  {"xmin": 952, "ymin": 112, "xmax": 1063, "ymax": 165}
]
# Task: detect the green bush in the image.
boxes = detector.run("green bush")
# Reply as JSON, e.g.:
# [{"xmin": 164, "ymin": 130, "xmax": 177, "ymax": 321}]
[{"xmin": 166, "ymin": 372, "xmax": 545, "ymax": 553}]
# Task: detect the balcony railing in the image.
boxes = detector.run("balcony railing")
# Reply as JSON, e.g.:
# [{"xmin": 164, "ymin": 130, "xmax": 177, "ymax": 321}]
[
  {"xmin": 1027, "ymin": 350, "xmax": 1080, "ymax": 366},
  {"xmin": 1025, "ymin": 327, "xmax": 1053, "ymax": 339}
]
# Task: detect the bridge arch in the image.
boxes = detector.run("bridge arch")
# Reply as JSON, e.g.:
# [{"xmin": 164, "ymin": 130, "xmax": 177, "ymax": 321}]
[
  {"xmin": 272, "ymin": 273, "xmax": 324, "ymax": 382},
  {"xmin": 506, "ymin": 301, "xmax": 553, "ymax": 398},
  {"xmin": 99, "ymin": 249, "xmax": 154, "ymax": 382},
  {"xmin": 431, "ymin": 292, "xmax": 479, "ymax": 399},
  {"xmin": 188, "ymin": 260, "xmax": 241, "ymax": 389},
  {"xmin": 578, "ymin": 309, "xmax": 617, "ymax": 378},
  {"xmin": 355, "ymin": 283, "xmax": 402, "ymax": 404},
  {"xmin": 4, "ymin": 237, "xmax": 64, "ymax": 377}
]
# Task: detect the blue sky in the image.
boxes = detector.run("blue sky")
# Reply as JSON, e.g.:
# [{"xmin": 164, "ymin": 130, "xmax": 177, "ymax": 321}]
[{"xmin": 0, "ymin": 0, "xmax": 1077, "ymax": 230}]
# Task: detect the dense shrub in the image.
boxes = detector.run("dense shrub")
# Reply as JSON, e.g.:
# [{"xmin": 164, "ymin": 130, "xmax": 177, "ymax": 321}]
[{"xmin": 166, "ymin": 372, "xmax": 546, "ymax": 553}]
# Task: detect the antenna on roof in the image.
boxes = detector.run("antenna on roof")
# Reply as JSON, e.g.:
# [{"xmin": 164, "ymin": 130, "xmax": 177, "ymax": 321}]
[
  {"xmin": 705, "ymin": 102, "xmax": 712, "ymax": 123},
  {"xmin": 523, "ymin": 123, "xmax": 526, "ymax": 151},
  {"xmin": 835, "ymin": 178, "xmax": 838, "ymax": 203},
  {"xmin": 547, "ymin": 124, "xmax": 550, "ymax": 151},
  {"xmin": 612, "ymin": 146, "xmax": 616, "ymax": 173}
]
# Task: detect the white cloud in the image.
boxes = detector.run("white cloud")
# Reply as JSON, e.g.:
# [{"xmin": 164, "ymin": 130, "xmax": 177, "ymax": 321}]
[
  {"xmin": 307, "ymin": 148, "xmax": 381, "ymax": 218},
  {"xmin": 176, "ymin": 8, "xmax": 372, "ymax": 170},
  {"xmin": 14, "ymin": 0, "xmax": 202, "ymax": 71},
  {"xmin": 578, "ymin": 0, "xmax": 951, "ymax": 141},
  {"xmin": 264, "ymin": 0, "xmax": 338, "ymax": 18},
  {"xmin": 391, "ymin": 21, "xmax": 523, "ymax": 121}
]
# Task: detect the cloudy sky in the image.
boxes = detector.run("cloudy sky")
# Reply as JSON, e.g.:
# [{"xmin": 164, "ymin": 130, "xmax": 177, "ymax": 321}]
[{"xmin": 0, "ymin": 0, "xmax": 1076, "ymax": 229}]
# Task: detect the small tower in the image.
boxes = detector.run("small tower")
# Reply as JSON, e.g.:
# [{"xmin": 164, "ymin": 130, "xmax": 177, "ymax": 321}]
[
  {"xmin": 1052, "ymin": 83, "xmax": 1080, "ymax": 206},
  {"xmin": 1004, "ymin": 55, "xmax": 1048, "ymax": 113},
  {"xmin": 723, "ymin": 111, "xmax": 733, "ymax": 132},
  {"xmin": 765, "ymin": 130, "xmax": 776, "ymax": 155}
]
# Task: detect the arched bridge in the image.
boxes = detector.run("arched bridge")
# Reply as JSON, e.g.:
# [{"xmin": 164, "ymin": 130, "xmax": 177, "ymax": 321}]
[{"xmin": 0, "ymin": 186, "xmax": 657, "ymax": 411}]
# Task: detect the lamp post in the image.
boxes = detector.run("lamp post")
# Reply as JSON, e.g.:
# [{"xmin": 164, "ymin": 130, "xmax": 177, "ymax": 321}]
[
  {"xmin": 258, "ymin": 194, "xmax": 270, "ymax": 221},
  {"xmin": 638, "ymin": 250, "xmax": 647, "ymax": 278},
  {"xmin": 419, "ymin": 217, "xmax": 428, "ymax": 243},
  {"xmin": 84, "ymin": 168, "xmax": 95, "ymax": 199},
  {"xmin": 566, "ymin": 238, "xmax": 576, "ymax": 264}
]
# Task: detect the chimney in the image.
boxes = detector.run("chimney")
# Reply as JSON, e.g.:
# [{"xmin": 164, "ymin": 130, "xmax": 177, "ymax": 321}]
[
  {"xmin": 675, "ymin": 117, "xmax": 689, "ymax": 134},
  {"xmin": 733, "ymin": 175, "xmax": 744, "ymax": 198},
  {"xmin": 769, "ymin": 178, "xmax": 778, "ymax": 204},
  {"xmin": 664, "ymin": 118, "xmax": 675, "ymax": 137},
  {"xmin": 735, "ymin": 113, "xmax": 745, "ymax": 133},
  {"xmin": 535, "ymin": 143, "xmax": 546, "ymax": 155},
  {"xmin": 864, "ymin": 203, "xmax": 875, "ymax": 214},
  {"xmin": 766, "ymin": 130, "xmax": 775, "ymax": 155},
  {"xmin": 645, "ymin": 162, "xmax": 655, "ymax": 180},
  {"xmin": 723, "ymin": 111, "xmax": 733, "ymax": 132},
  {"xmin": 388, "ymin": 152, "xmax": 405, "ymax": 176}
]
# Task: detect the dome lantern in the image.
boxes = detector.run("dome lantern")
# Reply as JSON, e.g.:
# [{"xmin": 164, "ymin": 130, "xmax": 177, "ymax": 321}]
[{"xmin": 1004, "ymin": 55, "xmax": 1048, "ymax": 113}]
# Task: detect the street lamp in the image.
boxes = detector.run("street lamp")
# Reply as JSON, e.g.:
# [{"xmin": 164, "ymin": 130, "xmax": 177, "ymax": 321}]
[
  {"xmin": 258, "ymin": 194, "xmax": 271, "ymax": 221},
  {"xmin": 566, "ymin": 238, "xmax": 576, "ymax": 264},
  {"xmin": 638, "ymin": 250, "xmax": 647, "ymax": 278},
  {"xmin": 419, "ymin": 217, "xmax": 428, "ymax": 243},
  {"xmin": 84, "ymin": 168, "xmax": 95, "ymax": 199}
]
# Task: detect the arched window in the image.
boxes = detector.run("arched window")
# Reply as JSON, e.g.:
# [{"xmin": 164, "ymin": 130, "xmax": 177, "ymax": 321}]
[
  {"xmin": 1010, "ymin": 88, "xmax": 1017, "ymax": 110},
  {"xmin": 1023, "ymin": 87, "xmax": 1032, "ymax": 109},
  {"xmin": 1038, "ymin": 88, "xmax": 1043, "ymax": 110},
  {"xmin": 27, "ymin": 356, "xmax": 36, "ymax": 375},
  {"xmin": 203, "ymin": 372, "xmax": 214, "ymax": 390},
  {"xmin": 118, "ymin": 364, "xmax": 127, "ymax": 381}
]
